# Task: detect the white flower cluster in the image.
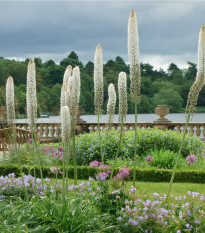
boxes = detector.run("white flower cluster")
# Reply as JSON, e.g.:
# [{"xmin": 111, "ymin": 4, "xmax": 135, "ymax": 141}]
[
  {"xmin": 186, "ymin": 26, "xmax": 205, "ymax": 114},
  {"xmin": 128, "ymin": 10, "xmax": 141, "ymax": 103},
  {"xmin": 60, "ymin": 66, "xmax": 81, "ymax": 118},
  {"xmin": 106, "ymin": 83, "xmax": 116, "ymax": 126},
  {"xmin": 6, "ymin": 76, "xmax": 15, "ymax": 126},
  {"xmin": 118, "ymin": 72, "xmax": 127, "ymax": 123},
  {"xmin": 61, "ymin": 106, "xmax": 71, "ymax": 143},
  {"xmin": 26, "ymin": 59, "xmax": 37, "ymax": 130},
  {"xmin": 63, "ymin": 65, "xmax": 72, "ymax": 87},
  {"xmin": 94, "ymin": 44, "xmax": 104, "ymax": 114}
]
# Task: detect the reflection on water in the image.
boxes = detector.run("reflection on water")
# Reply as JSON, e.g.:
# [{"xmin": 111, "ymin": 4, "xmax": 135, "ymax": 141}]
[{"xmin": 16, "ymin": 113, "xmax": 205, "ymax": 124}]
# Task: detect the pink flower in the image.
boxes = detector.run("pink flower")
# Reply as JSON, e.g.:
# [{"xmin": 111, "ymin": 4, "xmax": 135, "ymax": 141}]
[
  {"xmin": 186, "ymin": 155, "xmax": 198, "ymax": 164},
  {"xmin": 115, "ymin": 168, "xmax": 130, "ymax": 180},
  {"xmin": 90, "ymin": 160, "xmax": 100, "ymax": 167},
  {"xmin": 145, "ymin": 155, "xmax": 154, "ymax": 162},
  {"xmin": 50, "ymin": 167, "xmax": 63, "ymax": 174}
]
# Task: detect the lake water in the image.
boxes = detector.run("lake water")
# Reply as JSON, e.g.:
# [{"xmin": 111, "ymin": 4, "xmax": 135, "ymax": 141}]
[{"xmin": 16, "ymin": 113, "xmax": 205, "ymax": 124}]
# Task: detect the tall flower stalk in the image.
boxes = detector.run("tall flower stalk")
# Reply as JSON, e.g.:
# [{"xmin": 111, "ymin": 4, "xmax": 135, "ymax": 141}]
[
  {"xmin": 109, "ymin": 72, "xmax": 127, "ymax": 182},
  {"xmin": 68, "ymin": 66, "xmax": 81, "ymax": 185},
  {"xmin": 128, "ymin": 10, "xmax": 141, "ymax": 186},
  {"xmin": 63, "ymin": 65, "xmax": 72, "ymax": 86},
  {"xmin": 61, "ymin": 105, "xmax": 71, "ymax": 193},
  {"xmin": 94, "ymin": 44, "xmax": 104, "ymax": 163},
  {"xmin": 106, "ymin": 83, "xmax": 116, "ymax": 130},
  {"xmin": 166, "ymin": 25, "xmax": 205, "ymax": 202},
  {"xmin": 6, "ymin": 76, "xmax": 15, "ymax": 128},
  {"xmin": 102, "ymin": 83, "xmax": 116, "ymax": 163},
  {"xmin": 26, "ymin": 58, "xmax": 37, "ymax": 133}
]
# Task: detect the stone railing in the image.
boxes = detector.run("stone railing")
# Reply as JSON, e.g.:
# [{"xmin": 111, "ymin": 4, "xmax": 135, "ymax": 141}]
[
  {"xmin": 3, "ymin": 122, "xmax": 203, "ymax": 142},
  {"xmin": 0, "ymin": 106, "xmax": 204, "ymax": 142}
]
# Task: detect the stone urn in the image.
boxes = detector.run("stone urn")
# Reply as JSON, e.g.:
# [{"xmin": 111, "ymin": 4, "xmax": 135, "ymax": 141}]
[{"xmin": 154, "ymin": 105, "xmax": 171, "ymax": 123}]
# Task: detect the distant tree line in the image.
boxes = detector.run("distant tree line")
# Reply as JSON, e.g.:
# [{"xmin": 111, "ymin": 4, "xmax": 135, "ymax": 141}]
[{"xmin": 0, "ymin": 51, "xmax": 204, "ymax": 117}]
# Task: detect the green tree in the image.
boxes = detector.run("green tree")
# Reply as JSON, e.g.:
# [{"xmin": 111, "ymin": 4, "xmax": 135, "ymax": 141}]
[{"xmin": 153, "ymin": 89, "xmax": 183, "ymax": 113}]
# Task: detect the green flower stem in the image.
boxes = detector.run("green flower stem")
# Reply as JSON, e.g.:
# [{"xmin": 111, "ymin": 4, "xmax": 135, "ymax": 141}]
[
  {"xmin": 109, "ymin": 120, "xmax": 124, "ymax": 183},
  {"xmin": 97, "ymin": 110, "xmax": 103, "ymax": 164},
  {"xmin": 72, "ymin": 115, "xmax": 77, "ymax": 185},
  {"xmin": 166, "ymin": 111, "xmax": 191, "ymax": 203},
  {"xmin": 133, "ymin": 91, "xmax": 138, "ymax": 186}
]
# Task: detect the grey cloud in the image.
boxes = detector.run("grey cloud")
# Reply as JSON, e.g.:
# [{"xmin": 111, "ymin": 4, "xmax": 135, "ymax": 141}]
[{"xmin": 0, "ymin": 1, "xmax": 205, "ymax": 69}]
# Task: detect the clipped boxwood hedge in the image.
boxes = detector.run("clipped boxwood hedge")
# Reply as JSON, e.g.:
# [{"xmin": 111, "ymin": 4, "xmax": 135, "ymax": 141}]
[
  {"xmin": 0, "ymin": 164, "xmax": 204, "ymax": 183},
  {"xmin": 74, "ymin": 128, "xmax": 204, "ymax": 165}
]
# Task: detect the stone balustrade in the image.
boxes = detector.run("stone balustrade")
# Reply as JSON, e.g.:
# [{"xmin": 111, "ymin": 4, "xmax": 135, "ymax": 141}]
[{"xmin": 7, "ymin": 122, "xmax": 204, "ymax": 141}]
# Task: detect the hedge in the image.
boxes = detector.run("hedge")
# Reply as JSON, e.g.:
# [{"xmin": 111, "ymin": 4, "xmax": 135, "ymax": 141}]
[{"xmin": 0, "ymin": 164, "xmax": 204, "ymax": 183}]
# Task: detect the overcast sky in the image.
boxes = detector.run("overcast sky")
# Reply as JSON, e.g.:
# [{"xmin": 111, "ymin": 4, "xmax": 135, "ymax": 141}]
[{"xmin": 0, "ymin": 0, "xmax": 205, "ymax": 70}]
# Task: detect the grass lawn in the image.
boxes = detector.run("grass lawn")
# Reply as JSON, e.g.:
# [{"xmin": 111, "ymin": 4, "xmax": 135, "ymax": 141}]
[{"xmin": 62, "ymin": 179, "xmax": 205, "ymax": 196}]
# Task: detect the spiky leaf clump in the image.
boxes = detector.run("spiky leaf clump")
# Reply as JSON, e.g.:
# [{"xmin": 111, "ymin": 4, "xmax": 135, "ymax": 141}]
[{"xmin": 128, "ymin": 10, "xmax": 141, "ymax": 103}]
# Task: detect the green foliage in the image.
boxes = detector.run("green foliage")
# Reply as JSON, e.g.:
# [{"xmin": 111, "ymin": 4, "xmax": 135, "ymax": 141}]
[
  {"xmin": 143, "ymin": 149, "xmax": 181, "ymax": 169},
  {"xmin": 74, "ymin": 129, "xmax": 204, "ymax": 165},
  {"xmin": 0, "ymin": 53, "xmax": 205, "ymax": 114}
]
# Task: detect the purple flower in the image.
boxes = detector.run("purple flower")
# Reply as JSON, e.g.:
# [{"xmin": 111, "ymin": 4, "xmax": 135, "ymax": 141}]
[
  {"xmin": 145, "ymin": 155, "xmax": 154, "ymax": 162},
  {"xmin": 128, "ymin": 218, "xmax": 138, "ymax": 226},
  {"xmin": 186, "ymin": 155, "xmax": 198, "ymax": 164}
]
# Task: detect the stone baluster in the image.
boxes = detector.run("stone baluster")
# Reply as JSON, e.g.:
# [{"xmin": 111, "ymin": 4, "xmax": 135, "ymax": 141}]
[
  {"xmin": 175, "ymin": 125, "xmax": 181, "ymax": 133},
  {"xmin": 125, "ymin": 124, "xmax": 129, "ymax": 131},
  {"xmin": 44, "ymin": 124, "xmax": 49, "ymax": 138},
  {"xmin": 55, "ymin": 124, "xmax": 60, "ymax": 138},
  {"xmin": 89, "ymin": 125, "xmax": 95, "ymax": 133},
  {"xmin": 50, "ymin": 124, "xmax": 54, "ymax": 138},
  {"xmin": 189, "ymin": 125, "xmax": 194, "ymax": 135},
  {"xmin": 202, "ymin": 125, "xmax": 205, "ymax": 140},
  {"xmin": 113, "ymin": 124, "xmax": 118, "ymax": 130},
  {"xmin": 38, "ymin": 125, "xmax": 44, "ymax": 139},
  {"xmin": 195, "ymin": 125, "xmax": 201, "ymax": 137}
]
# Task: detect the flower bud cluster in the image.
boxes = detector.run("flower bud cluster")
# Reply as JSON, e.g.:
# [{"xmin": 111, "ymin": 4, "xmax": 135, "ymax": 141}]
[
  {"xmin": 61, "ymin": 106, "xmax": 71, "ymax": 144},
  {"xmin": 128, "ymin": 10, "xmax": 141, "ymax": 103},
  {"xmin": 94, "ymin": 44, "xmax": 104, "ymax": 114},
  {"xmin": 186, "ymin": 26, "xmax": 205, "ymax": 114},
  {"xmin": 118, "ymin": 72, "xmax": 128, "ymax": 123},
  {"xmin": 106, "ymin": 83, "xmax": 116, "ymax": 126},
  {"xmin": 6, "ymin": 76, "xmax": 15, "ymax": 126},
  {"xmin": 26, "ymin": 59, "xmax": 37, "ymax": 130},
  {"xmin": 61, "ymin": 66, "xmax": 81, "ymax": 118}
]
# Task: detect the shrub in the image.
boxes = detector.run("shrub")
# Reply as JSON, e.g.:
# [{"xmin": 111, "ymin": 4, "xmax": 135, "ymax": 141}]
[
  {"xmin": 143, "ymin": 149, "xmax": 180, "ymax": 169},
  {"xmin": 74, "ymin": 128, "xmax": 204, "ymax": 165},
  {"xmin": 0, "ymin": 165, "xmax": 204, "ymax": 183}
]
